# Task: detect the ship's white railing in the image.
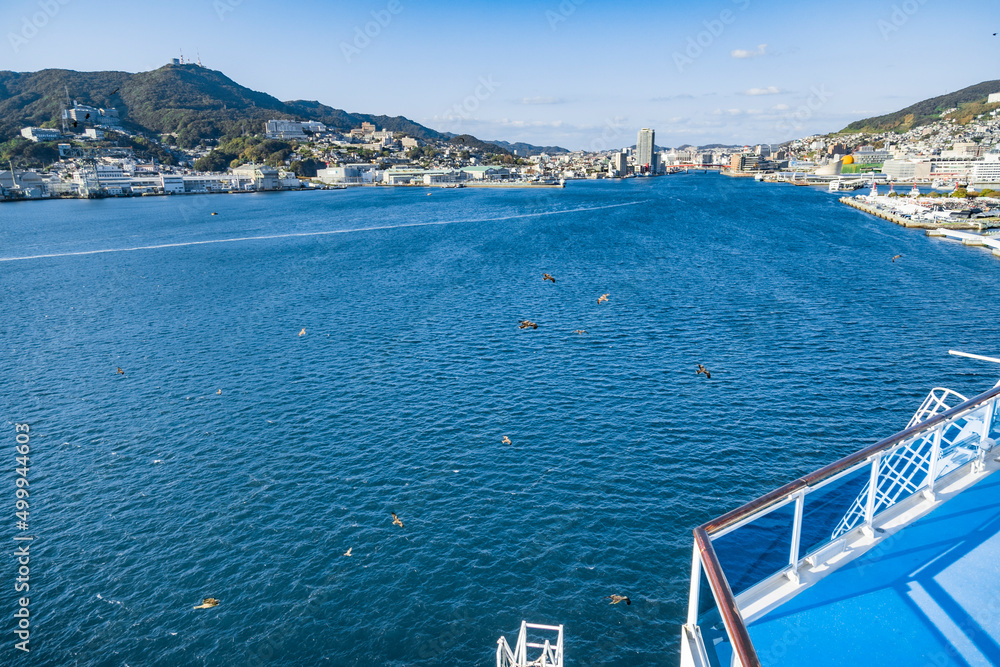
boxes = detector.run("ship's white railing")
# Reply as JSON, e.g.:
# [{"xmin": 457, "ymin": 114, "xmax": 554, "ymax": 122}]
[
  {"xmin": 496, "ymin": 621, "xmax": 564, "ymax": 667},
  {"xmin": 832, "ymin": 386, "xmax": 972, "ymax": 538},
  {"xmin": 686, "ymin": 378, "xmax": 1000, "ymax": 667}
]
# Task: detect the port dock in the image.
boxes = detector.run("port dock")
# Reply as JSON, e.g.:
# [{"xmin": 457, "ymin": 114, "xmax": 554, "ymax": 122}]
[
  {"xmin": 926, "ymin": 228, "xmax": 1000, "ymax": 257},
  {"xmin": 840, "ymin": 197, "xmax": 1000, "ymax": 231}
]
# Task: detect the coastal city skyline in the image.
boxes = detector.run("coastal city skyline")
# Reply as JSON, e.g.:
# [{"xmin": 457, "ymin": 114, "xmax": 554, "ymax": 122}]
[{"xmin": 3, "ymin": 0, "xmax": 999, "ymax": 149}]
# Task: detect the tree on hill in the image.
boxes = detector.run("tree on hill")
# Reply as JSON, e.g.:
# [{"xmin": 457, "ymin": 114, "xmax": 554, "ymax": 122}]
[
  {"xmin": 290, "ymin": 158, "xmax": 322, "ymax": 178},
  {"xmin": 0, "ymin": 138, "xmax": 59, "ymax": 168}
]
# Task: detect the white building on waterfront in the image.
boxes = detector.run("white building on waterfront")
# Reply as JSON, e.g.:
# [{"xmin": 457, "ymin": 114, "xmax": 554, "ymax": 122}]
[
  {"xmin": 608, "ymin": 151, "xmax": 628, "ymax": 177},
  {"xmin": 881, "ymin": 159, "xmax": 925, "ymax": 181},
  {"xmin": 461, "ymin": 166, "xmax": 509, "ymax": 180},
  {"xmin": 231, "ymin": 163, "xmax": 280, "ymax": 190},
  {"xmin": 970, "ymin": 153, "xmax": 1000, "ymax": 186},
  {"xmin": 316, "ymin": 164, "xmax": 379, "ymax": 185}
]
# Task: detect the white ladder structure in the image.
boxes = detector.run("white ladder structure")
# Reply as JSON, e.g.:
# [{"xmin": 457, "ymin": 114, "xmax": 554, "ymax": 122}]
[{"xmin": 496, "ymin": 621, "xmax": 564, "ymax": 667}]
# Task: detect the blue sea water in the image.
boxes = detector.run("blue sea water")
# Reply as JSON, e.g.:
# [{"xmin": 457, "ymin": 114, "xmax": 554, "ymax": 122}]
[{"xmin": 0, "ymin": 175, "xmax": 997, "ymax": 666}]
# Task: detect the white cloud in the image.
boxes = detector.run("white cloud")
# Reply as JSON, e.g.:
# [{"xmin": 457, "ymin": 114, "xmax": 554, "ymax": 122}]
[
  {"xmin": 517, "ymin": 96, "xmax": 566, "ymax": 105},
  {"xmin": 731, "ymin": 44, "xmax": 768, "ymax": 59},
  {"xmin": 771, "ymin": 103, "xmax": 790, "ymax": 111},
  {"xmin": 496, "ymin": 118, "xmax": 565, "ymax": 128},
  {"xmin": 743, "ymin": 86, "xmax": 782, "ymax": 96}
]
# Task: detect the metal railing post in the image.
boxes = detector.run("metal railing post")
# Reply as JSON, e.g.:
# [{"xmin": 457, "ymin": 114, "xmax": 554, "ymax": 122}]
[
  {"xmin": 687, "ymin": 544, "xmax": 702, "ymax": 627},
  {"xmin": 864, "ymin": 454, "xmax": 881, "ymax": 533},
  {"xmin": 927, "ymin": 426, "xmax": 943, "ymax": 497},
  {"xmin": 788, "ymin": 492, "xmax": 805, "ymax": 581},
  {"xmin": 975, "ymin": 400, "xmax": 996, "ymax": 472},
  {"xmin": 983, "ymin": 398, "xmax": 995, "ymax": 446}
]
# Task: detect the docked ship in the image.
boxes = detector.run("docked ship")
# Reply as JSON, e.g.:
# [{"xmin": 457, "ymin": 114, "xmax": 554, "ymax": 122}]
[{"xmin": 679, "ymin": 351, "xmax": 1000, "ymax": 667}]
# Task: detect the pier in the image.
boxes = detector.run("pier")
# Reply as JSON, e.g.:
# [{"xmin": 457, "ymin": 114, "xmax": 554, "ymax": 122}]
[
  {"xmin": 926, "ymin": 228, "xmax": 1000, "ymax": 257},
  {"xmin": 839, "ymin": 197, "xmax": 1000, "ymax": 231}
]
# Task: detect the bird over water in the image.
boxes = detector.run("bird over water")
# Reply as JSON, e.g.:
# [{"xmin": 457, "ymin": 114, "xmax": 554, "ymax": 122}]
[{"xmin": 193, "ymin": 598, "xmax": 219, "ymax": 610}]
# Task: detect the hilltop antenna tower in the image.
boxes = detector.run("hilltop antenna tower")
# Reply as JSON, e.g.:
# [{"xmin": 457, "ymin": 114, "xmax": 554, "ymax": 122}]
[
  {"xmin": 179, "ymin": 49, "xmax": 184, "ymax": 64},
  {"xmin": 61, "ymin": 85, "xmax": 71, "ymax": 133},
  {"xmin": 196, "ymin": 50, "xmax": 202, "ymax": 67}
]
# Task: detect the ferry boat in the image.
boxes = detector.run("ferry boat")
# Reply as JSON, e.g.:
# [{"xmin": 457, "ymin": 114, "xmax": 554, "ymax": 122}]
[{"xmin": 679, "ymin": 351, "xmax": 1000, "ymax": 667}]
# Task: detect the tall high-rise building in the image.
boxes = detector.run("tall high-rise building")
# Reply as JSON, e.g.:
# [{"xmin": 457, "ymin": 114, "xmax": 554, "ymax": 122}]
[{"xmin": 637, "ymin": 128, "xmax": 656, "ymax": 173}]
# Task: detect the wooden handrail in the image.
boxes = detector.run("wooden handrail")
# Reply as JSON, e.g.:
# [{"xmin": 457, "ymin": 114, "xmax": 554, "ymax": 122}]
[{"xmin": 695, "ymin": 527, "xmax": 761, "ymax": 667}]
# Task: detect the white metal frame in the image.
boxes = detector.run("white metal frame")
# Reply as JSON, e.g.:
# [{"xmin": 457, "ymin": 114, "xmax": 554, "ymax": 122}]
[{"xmin": 497, "ymin": 621, "xmax": 564, "ymax": 667}]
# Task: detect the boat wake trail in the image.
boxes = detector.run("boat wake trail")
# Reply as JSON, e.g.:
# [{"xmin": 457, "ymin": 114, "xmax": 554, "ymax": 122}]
[{"xmin": 0, "ymin": 200, "xmax": 646, "ymax": 263}]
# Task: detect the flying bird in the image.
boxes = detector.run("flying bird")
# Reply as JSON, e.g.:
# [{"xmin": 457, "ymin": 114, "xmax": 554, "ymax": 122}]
[
  {"xmin": 391, "ymin": 512, "xmax": 403, "ymax": 528},
  {"xmin": 891, "ymin": 254, "xmax": 902, "ymax": 263},
  {"xmin": 211, "ymin": 212, "xmax": 218, "ymax": 216},
  {"xmin": 606, "ymin": 595, "xmax": 631, "ymax": 605},
  {"xmin": 299, "ymin": 328, "xmax": 306, "ymax": 336},
  {"xmin": 343, "ymin": 547, "xmax": 352, "ymax": 557},
  {"xmin": 217, "ymin": 389, "xmax": 222, "ymax": 395},
  {"xmin": 597, "ymin": 293, "xmax": 609, "ymax": 305},
  {"xmin": 116, "ymin": 367, "xmax": 125, "ymax": 375},
  {"xmin": 110, "ymin": 87, "xmax": 120, "ymax": 95},
  {"xmin": 502, "ymin": 436, "xmax": 511, "ymax": 445},
  {"xmin": 574, "ymin": 330, "xmax": 587, "ymax": 334},
  {"xmin": 518, "ymin": 320, "xmax": 538, "ymax": 330},
  {"xmin": 697, "ymin": 364, "xmax": 711, "ymax": 379},
  {"xmin": 542, "ymin": 273, "xmax": 555, "ymax": 283},
  {"xmin": 193, "ymin": 598, "xmax": 220, "ymax": 609}
]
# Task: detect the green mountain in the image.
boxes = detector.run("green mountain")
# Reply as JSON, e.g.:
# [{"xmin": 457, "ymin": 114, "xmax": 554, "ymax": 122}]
[
  {"xmin": 841, "ymin": 79, "xmax": 1000, "ymax": 133},
  {"xmin": 0, "ymin": 63, "xmax": 447, "ymax": 147}
]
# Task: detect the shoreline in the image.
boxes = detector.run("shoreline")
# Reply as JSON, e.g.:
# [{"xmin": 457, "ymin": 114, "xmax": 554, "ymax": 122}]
[{"xmin": 0, "ymin": 181, "xmax": 568, "ymax": 203}]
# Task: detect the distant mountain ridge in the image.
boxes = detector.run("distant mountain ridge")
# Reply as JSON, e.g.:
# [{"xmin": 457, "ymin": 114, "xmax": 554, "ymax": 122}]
[
  {"xmin": 0, "ymin": 64, "xmax": 483, "ymax": 149},
  {"xmin": 841, "ymin": 79, "xmax": 1000, "ymax": 133},
  {"xmin": 484, "ymin": 139, "xmax": 569, "ymax": 155}
]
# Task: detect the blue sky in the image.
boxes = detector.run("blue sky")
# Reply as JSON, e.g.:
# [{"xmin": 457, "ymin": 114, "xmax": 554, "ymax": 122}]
[{"xmin": 2, "ymin": 0, "xmax": 998, "ymax": 150}]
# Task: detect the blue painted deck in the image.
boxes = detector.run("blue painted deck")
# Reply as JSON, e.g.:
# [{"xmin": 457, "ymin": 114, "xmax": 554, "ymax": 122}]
[{"xmin": 747, "ymin": 469, "xmax": 1000, "ymax": 666}]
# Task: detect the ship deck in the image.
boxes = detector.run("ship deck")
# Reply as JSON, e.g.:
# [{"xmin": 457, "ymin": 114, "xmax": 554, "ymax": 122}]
[{"xmin": 745, "ymin": 466, "xmax": 1000, "ymax": 666}]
